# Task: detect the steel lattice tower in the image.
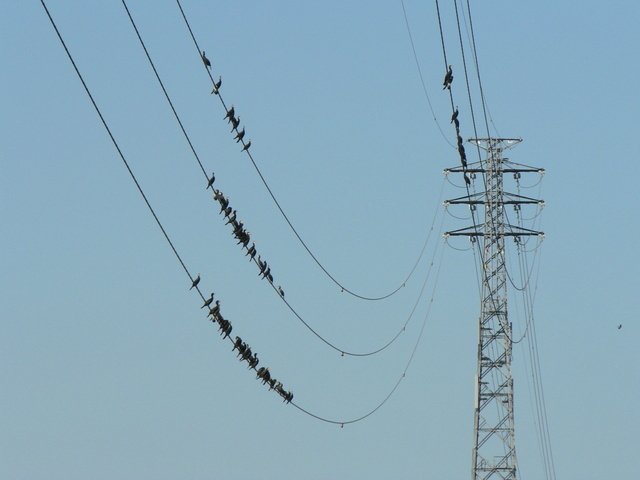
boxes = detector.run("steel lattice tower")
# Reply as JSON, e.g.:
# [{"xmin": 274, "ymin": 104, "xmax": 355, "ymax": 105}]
[{"xmin": 444, "ymin": 138, "xmax": 544, "ymax": 480}]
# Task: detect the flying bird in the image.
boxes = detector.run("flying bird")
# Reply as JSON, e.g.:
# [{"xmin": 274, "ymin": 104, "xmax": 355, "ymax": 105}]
[
  {"xmin": 443, "ymin": 65, "xmax": 453, "ymax": 90},
  {"xmin": 201, "ymin": 51, "xmax": 212, "ymax": 69},
  {"xmin": 190, "ymin": 274, "xmax": 201, "ymax": 290}
]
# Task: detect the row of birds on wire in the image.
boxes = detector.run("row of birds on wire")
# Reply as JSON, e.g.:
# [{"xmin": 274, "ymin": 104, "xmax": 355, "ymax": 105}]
[
  {"xmin": 196, "ymin": 51, "xmax": 293, "ymax": 404},
  {"xmin": 190, "ymin": 278, "xmax": 293, "ymax": 404},
  {"xmin": 201, "ymin": 51, "xmax": 252, "ymax": 154},
  {"xmin": 443, "ymin": 65, "xmax": 474, "ymax": 186},
  {"xmin": 210, "ymin": 187, "xmax": 285, "ymax": 298}
]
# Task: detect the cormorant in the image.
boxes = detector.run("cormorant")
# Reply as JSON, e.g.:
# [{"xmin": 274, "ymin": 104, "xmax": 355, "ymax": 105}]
[
  {"xmin": 211, "ymin": 76, "xmax": 222, "ymax": 94},
  {"xmin": 201, "ymin": 51, "xmax": 211, "ymax": 69},
  {"xmin": 451, "ymin": 107, "xmax": 459, "ymax": 123},
  {"xmin": 201, "ymin": 292, "xmax": 214, "ymax": 309},
  {"xmin": 443, "ymin": 65, "xmax": 453, "ymax": 89}
]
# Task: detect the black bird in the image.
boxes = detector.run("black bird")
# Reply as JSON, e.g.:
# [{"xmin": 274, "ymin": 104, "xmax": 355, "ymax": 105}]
[
  {"xmin": 443, "ymin": 65, "xmax": 453, "ymax": 90},
  {"xmin": 230, "ymin": 116, "xmax": 240, "ymax": 132},
  {"xmin": 277, "ymin": 286, "xmax": 285, "ymax": 298},
  {"xmin": 211, "ymin": 76, "xmax": 222, "ymax": 94},
  {"xmin": 234, "ymin": 128, "xmax": 245, "ymax": 143},
  {"xmin": 206, "ymin": 173, "xmax": 215, "ymax": 190},
  {"xmin": 190, "ymin": 274, "xmax": 201, "ymax": 290},
  {"xmin": 209, "ymin": 300, "xmax": 221, "ymax": 319},
  {"xmin": 224, "ymin": 106, "xmax": 235, "ymax": 122},
  {"xmin": 464, "ymin": 173, "xmax": 471, "ymax": 186},
  {"xmin": 241, "ymin": 140, "xmax": 252, "ymax": 152},
  {"xmin": 201, "ymin": 51, "xmax": 212, "ymax": 69},
  {"xmin": 248, "ymin": 353, "xmax": 259, "ymax": 369},
  {"xmin": 451, "ymin": 107, "xmax": 459, "ymax": 123},
  {"xmin": 618, "ymin": 324, "xmax": 622, "ymax": 330},
  {"xmin": 201, "ymin": 292, "xmax": 214, "ymax": 309},
  {"xmin": 457, "ymin": 135, "xmax": 464, "ymax": 147},
  {"xmin": 453, "ymin": 117, "xmax": 460, "ymax": 130}
]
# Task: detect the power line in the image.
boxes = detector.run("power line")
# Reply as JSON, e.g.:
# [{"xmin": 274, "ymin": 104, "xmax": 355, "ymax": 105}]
[
  {"xmin": 399, "ymin": 0, "xmax": 454, "ymax": 149},
  {"xmin": 121, "ymin": 0, "xmax": 445, "ymax": 357},
  {"xmin": 293, "ymin": 240, "xmax": 447, "ymax": 425},
  {"xmin": 41, "ymin": 0, "xmax": 451, "ymax": 426},
  {"xmin": 174, "ymin": 0, "xmax": 431, "ymax": 302}
]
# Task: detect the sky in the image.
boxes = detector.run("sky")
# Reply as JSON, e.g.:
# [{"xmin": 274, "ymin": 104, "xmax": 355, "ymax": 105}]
[{"xmin": 1, "ymin": 1, "xmax": 639, "ymax": 479}]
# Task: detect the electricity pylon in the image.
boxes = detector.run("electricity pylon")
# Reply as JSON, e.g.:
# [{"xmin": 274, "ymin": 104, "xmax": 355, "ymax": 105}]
[{"xmin": 444, "ymin": 138, "xmax": 544, "ymax": 480}]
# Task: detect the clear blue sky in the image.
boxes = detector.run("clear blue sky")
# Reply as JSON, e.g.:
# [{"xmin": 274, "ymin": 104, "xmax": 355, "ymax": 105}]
[{"xmin": 2, "ymin": 1, "xmax": 638, "ymax": 479}]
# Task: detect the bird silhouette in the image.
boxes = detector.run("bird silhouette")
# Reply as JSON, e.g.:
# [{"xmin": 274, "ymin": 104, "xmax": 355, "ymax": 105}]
[
  {"xmin": 211, "ymin": 76, "xmax": 222, "ymax": 94},
  {"xmin": 201, "ymin": 292, "xmax": 214, "ymax": 309},
  {"xmin": 206, "ymin": 173, "xmax": 215, "ymax": 190},
  {"xmin": 190, "ymin": 274, "xmax": 201, "ymax": 290},
  {"xmin": 451, "ymin": 107, "xmax": 459, "ymax": 123},
  {"xmin": 201, "ymin": 51, "xmax": 212, "ymax": 69},
  {"xmin": 224, "ymin": 106, "xmax": 235, "ymax": 122},
  {"xmin": 234, "ymin": 128, "xmax": 245, "ymax": 143},
  {"xmin": 443, "ymin": 65, "xmax": 453, "ymax": 89},
  {"xmin": 618, "ymin": 324, "xmax": 622, "ymax": 330},
  {"xmin": 241, "ymin": 140, "xmax": 252, "ymax": 152}
]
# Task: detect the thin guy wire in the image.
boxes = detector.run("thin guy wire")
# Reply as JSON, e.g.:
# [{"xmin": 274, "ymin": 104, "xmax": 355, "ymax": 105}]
[
  {"xmin": 264, "ymin": 183, "xmax": 446, "ymax": 357},
  {"xmin": 292, "ymin": 240, "xmax": 447, "ymax": 425},
  {"xmin": 399, "ymin": 0, "xmax": 455, "ymax": 149},
  {"xmin": 464, "ymin": 0, "xmax": 493, "ymax": 140}
]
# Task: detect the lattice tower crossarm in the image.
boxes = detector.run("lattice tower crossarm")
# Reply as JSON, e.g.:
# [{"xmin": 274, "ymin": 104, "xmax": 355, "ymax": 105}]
[{"xmin": 443, "ymin": 138, "xmax": 544, "ymax": 480}]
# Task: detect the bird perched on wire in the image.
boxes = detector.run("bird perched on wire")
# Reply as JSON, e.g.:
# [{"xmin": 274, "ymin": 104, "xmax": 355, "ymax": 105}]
[
  {"xmin": 464, "ymin": 172, "xmax": 471, "ymax": 186},
  {"xmin": 224, "ymin": 106, "xmax": 235, "ymax": 123},
  {"xmin": 230, "ymin": 116, "xmax": 240, "ymax": 132},
  {"xmin": 201, "ymin": 292, "xmax": 215, "ymax": 309},
  {"xmin": 206, "ymin": 173, "xmax": 215, "ymax": 190},
  {"xmin": 211, "ymin": 76, "xmax": 222, "ymax": 94},
  {"xmin": 234, "ymin": 128, "xmax": 245, "ymax": 143},
  {"xmin": 190, "ymin": 274, "xmax": 201, "ymax": 290},
  {"xmin": 241, "ymin": 140, "xmax": 252, "ymax": 152},
  {"xmin": 201, "ymin": 51, "xmax": 212, "ymax": 69},
  {"xmin": 451, "ymin": 107, "xmax": 459, "ymax": 124},
  {"xmin": 443, "ymin": 65, "xmax": 453, "ymax": 90}
]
